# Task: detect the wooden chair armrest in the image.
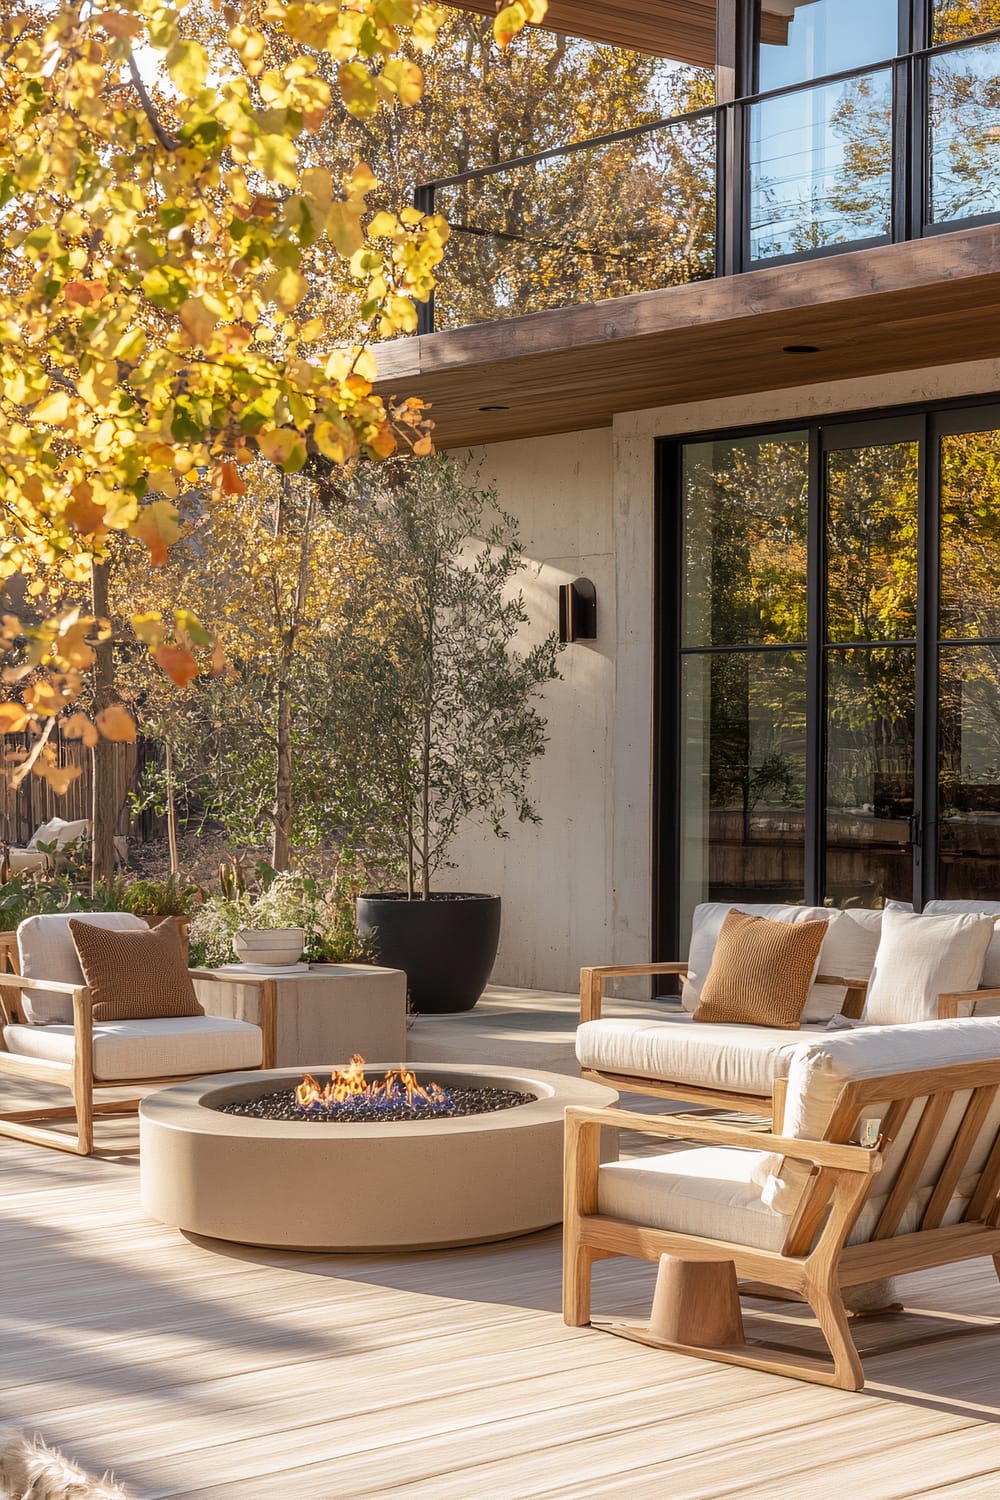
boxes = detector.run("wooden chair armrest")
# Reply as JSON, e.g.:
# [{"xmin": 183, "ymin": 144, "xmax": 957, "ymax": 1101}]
[
  {"xmin": 938, "ymin": 987, "xmax": 1000, "ymax": 1019},
  {"xmin": 580, "ymin": 963, "xmax": 688, "ymax": 1023},
  {"xmin": 0, "ymin": 974, "xmax": 87, "ymax": 997},
  {"xmin": 564, "ymin": 1105, "xmax": 882, "ymax": 1175}
]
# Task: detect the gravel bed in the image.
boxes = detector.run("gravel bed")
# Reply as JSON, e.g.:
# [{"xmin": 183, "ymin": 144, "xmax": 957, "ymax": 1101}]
[{"xmin": 218, "ymin": 1085, "xmax": 535, "ymax": 1124}]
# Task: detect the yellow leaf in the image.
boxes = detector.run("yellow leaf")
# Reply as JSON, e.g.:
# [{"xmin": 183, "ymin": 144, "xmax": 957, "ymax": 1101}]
[
  {"xmin": 380, "ymin": 58, "xmax": 423, "ymax": 106},
  {"xmin": 0, "ymin": 703, "xmax": 29, "ymax": 734},
  {"xmin": 166, "ymin": 39, "xmax": 210, "ymax": 97},
  {"xmin": 31, "ymin": 391, "xmax": 70, "ymax": 424},
  {"xmin": 412, "ymin": 433, "xmax": 434, "ymax": 457},
  {"xmin": 153, "ymin": 645, "xmax": 199, "ymax": 687},
  {"xmin": 37, "ymin": 763, "xmax": 82, "ymax": 795},
  {"xmin": 62, "ymin": 711, "xmax": 98, "ymax": 748},
  {"xmin": 96, "ymin": 705, "xmax": 137, "ymax": 742},
  {"xmin": 174, "ymin": 609, "xmax": 211, "ymax": 647},
  {"xmin": 130, "ymin": 500, "xmax": 181, "ymax": 567},
  {"xmin": 99, "ymin": 12, "xmax": 143, "ymax": 39},
  {"xmin": 326, "ymin": 202, "xmax": 364, "ymax": 258},
  {"xmin": 338, "ymin": 62, "xmax": 379, "ymax": 118},
  {"xmin": 179, "ymin": 297, "xmax": 217, "ymax": 348},
  {"xmin": 257, "ymin": 428, "xmax": 308, "ymax": 472},
  {"xmin": 131, "ymin": 612, "xmax": 166, "ymax": 648},
  {"xmin": 264, "ymin": 266, "xmax": 307, "ymax": 312},
  {"xmin": 250, "ymin": 134, "xmax": 299, "ymax": 188}
]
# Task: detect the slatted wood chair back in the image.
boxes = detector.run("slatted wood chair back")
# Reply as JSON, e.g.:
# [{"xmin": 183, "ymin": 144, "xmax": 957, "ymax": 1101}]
[{"xmin": 782, "ymin": 1059, "xmax": 1000, "ymax": 1260}]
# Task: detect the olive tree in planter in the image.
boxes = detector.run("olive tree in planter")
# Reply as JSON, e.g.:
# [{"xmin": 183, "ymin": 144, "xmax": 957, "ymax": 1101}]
[{"xmin": 338, "ymin": 455, "xmax": 562, "ymax": 1013}]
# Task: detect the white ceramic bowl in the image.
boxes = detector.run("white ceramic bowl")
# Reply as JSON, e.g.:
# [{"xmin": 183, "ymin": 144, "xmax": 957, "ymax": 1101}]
[{"xmin": 233, "ymin": 928, "xmax": 304, "ymax": 966}]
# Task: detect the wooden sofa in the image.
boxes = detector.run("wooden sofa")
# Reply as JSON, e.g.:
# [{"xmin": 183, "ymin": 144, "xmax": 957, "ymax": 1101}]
[
  {"xmin": 578, "ymin": 903, "xmax": 1000, "ymax": 1115},
  {"xmin": 564, "ymin": 1018, "xmax": 1000, "ymax": 1390}
]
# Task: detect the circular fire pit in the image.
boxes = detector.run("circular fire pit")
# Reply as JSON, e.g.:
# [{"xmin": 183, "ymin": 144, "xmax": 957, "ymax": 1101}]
[{"xmin": 139, "ymin": 1064, "xmax": 618, "ymax": 1252}]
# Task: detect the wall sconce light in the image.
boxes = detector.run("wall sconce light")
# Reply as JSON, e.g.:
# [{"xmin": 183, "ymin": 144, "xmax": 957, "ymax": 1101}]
[{"xmin": 558, "ymin": 578, "xmax": 597, "ymax": 643}]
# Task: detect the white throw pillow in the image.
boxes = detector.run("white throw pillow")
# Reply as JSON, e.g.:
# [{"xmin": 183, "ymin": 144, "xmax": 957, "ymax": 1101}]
[
  {"xmin": 925, "ymin": 900, "xmax": 1000, "ymax": 988},
  {"xmin": 682, "ymin": 903, "xmax": 881, "ymax": 1023},
  {"xmin": 864, "ymin": 907, "xmax": 996, "ymax": 1025}
]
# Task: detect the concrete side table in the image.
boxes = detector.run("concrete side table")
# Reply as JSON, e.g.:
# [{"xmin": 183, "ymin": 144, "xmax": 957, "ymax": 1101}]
[{"xmin": 192, "ymin": 964, "xmax": 408, "ymax": 1068}]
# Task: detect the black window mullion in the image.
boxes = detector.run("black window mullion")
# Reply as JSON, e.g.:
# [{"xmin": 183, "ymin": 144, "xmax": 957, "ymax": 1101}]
[
  {"xmin": 917, "ymin": 414, "xmax": 941, "ymax": 908},
  {"xmin": 653, "ymin": 439, "xmax": 683, "ymax": 962},
  {"xmin": 805, "ymin": 428, "xmax": 825, "ymax": 907}
]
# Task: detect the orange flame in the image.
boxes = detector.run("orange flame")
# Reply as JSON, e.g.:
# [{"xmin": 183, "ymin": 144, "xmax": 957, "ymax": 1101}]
[{"xmin": 294, "ymin": 1055, "xmax": 449, "ymax": 1112}]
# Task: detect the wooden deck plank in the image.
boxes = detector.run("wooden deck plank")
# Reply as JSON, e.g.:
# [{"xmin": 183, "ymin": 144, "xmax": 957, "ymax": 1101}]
[{"xmin": 0, "ymin": 988, "xmax": 998, "ymax": 1499}]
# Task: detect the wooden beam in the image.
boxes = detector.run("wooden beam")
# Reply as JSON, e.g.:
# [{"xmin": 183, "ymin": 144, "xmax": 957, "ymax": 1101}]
[
  {"xmin": 374, "ymin": 224, "xmax": 1000, "ymax": 448},
  {"xmin": 442, "ymin": 1, "xmax": 719, "ymax": 65}
]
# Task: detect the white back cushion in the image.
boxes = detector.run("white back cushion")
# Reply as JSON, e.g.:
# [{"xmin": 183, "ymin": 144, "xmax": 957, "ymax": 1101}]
[
  {"xmin": 864, "ymin": 907, "xmax": 995, "ymax": 1025},
  {"xmin": 682, "ymin": 903, "xmax": 881, "ymax": 1022},
  {"xmin": 926, "ymin": 900, "xmax": 1000, "ymax": 987},
  {"xmin": 26, "ymin": 818, "xmax": 89, "ymax": 851},
  {"xmin": 758, "ymin": 1016, "xmax": 1000, "ymax": 1214},
  {"xmin": 18, "ymin": 912, "xmax": 148, "ymax": 1025}
]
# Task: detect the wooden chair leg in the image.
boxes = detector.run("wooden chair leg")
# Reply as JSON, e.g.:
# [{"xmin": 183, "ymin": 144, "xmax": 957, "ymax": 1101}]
[
  {"xmin": 806, "ymin": 1277, "xmax": 865, "ymax": 1391},
  {"xmin": 72, "ymin": 991, "xmax": 95, "ymax": 1155},
  {"xmin": 563, "ymin": 1235, "xmax": 597, "ymax": 1326}
]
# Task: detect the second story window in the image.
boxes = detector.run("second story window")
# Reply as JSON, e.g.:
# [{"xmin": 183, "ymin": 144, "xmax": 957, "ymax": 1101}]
[{"xmin": 757, "ymin": 0, "xmax": 900, "ymax": 92}]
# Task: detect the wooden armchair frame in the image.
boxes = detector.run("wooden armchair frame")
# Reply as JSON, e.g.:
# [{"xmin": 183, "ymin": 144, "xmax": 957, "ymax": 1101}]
[
  {"xmin": 564, "ymin": 1056, "xmax": 1000, "ymax": 1390},
  {"xmin": 578, "ymin": 963, "xmax": 869, "ymax": 1114},
  {"xmin": 0, "ymin": 971, "xmax": 276, "ymax": 1155}
]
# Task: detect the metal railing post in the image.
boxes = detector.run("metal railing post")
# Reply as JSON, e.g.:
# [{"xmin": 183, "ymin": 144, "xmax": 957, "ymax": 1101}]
[{"xmin": 413, "ymin": 182, "xmax": 436, "ymax": 335}]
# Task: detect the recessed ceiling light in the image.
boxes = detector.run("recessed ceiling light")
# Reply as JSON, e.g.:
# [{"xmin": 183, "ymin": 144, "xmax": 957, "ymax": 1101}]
[
  {"xmin": 478, "ymin": 404, "xmax": 510, "ymax": 411},
  {"xmin": 783, "ymin": 344, "xmax": 820, "ymax": 354}
]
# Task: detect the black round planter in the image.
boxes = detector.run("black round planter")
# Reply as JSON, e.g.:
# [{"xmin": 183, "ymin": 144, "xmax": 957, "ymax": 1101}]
[{"xmin": 356, "ymin": 893, "xmax": 501, "ymax": 1014}]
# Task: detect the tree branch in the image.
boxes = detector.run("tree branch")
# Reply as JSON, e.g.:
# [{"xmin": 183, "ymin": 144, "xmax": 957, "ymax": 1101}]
[{"xmin": 127, "ymin": 52, "xmax": 181, "ymax": 152}]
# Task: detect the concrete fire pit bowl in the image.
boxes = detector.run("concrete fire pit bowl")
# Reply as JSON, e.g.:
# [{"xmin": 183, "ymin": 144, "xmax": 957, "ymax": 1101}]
[{"xmin": 139, "ymin": 1064, "xmax": 619, "ymax": 1252}]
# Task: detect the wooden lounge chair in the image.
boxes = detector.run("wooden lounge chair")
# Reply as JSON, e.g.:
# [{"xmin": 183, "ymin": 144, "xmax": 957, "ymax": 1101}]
[
  {"xmin": 0, "ymin": 914, "xmax": 276, "ymax": 1154},
  {"xmin": 564, "ymin": 1018, "xmax": 1000, "ymax": 1390}
]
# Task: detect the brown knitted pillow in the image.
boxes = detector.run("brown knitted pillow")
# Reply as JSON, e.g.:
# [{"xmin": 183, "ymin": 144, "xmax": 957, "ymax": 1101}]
[
  {"xmin": 69, "ymin": 919, "xmax": 204, "ymax": 1022},
  {"xmin": 693, "ymin": 909, "xmax": 828, "ymax": 1030}
]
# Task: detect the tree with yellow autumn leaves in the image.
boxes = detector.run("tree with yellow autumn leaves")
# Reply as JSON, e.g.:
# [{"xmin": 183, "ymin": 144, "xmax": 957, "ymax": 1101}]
[{"xmin": 0, "ymin": 0, "xmax": 546, "ymax": 872}]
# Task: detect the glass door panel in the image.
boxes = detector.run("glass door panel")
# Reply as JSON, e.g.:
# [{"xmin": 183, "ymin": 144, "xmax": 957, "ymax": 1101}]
[
  {"xmin": 940, "ymin": 423, "xmax": 1000, "ymax": 637},
  {"xmin": 826, "ymin": 439, "xmax": 919, "ymax": 642},
  {"xmin": 678, "ymin": 651, "xmax": 807, "ymax": 944},
  {"xmin": 681, "ymin": 433, "xmax": 809, "ymax": 647},
  {"xmin": 938, "ymin": 645, "xmax": 1000, "ymax": 897},
  {"xmin": 825, "ymin": 647, "xmax": 916, "ymax": 906}
]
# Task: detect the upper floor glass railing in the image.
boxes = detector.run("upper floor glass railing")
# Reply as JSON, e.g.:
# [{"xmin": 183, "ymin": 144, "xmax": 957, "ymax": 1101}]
[{"xmin": 415, "ymin": 29, "xmax": 1000, "ymax": 335}]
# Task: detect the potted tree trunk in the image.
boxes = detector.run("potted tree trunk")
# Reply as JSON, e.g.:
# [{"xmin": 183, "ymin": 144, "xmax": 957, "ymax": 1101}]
[{"xmin": 341, "ymin": 455, "xmax": 562, "ymax": 1013}]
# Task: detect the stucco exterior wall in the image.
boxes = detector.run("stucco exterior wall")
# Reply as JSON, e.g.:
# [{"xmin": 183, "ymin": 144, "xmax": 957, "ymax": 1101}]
[
  {"xmin": 444, "ymin": 429, "xmax": 615, "ymax": 993},
  {"xmin": 450, "ymin": 356, "xmax": 1000, "ymax": 994}
]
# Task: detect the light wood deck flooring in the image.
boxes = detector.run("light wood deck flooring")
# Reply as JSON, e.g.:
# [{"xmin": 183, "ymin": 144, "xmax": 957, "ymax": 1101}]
[{"xmin": 1, "ymin": 988, "xmax": 998, "ymax": 1498}]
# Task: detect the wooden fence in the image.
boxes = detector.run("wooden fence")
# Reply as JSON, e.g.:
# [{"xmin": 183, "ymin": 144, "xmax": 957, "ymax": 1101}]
[{"xmin": 0, "ymin": 729, "xmax": 166, "ymax": 847}]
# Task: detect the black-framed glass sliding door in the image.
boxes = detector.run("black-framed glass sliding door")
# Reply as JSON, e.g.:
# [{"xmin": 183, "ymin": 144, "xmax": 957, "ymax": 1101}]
[{"xmin": 659, "ymin": 401, "xmax": 1000, "ymax": 956}]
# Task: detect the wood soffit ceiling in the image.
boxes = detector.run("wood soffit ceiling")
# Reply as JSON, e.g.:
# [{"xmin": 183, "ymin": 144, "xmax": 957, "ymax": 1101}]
[
  {"xmin": 443, "ymin": 1, "xmax": 719, "ymax": 66},
  {"xmin": 373, "ymin": 225, "xmax": 1000, "ymax": 449}
]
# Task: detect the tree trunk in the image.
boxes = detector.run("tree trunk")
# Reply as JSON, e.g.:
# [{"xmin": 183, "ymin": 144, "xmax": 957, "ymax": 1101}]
[
  {"xmin": 271, "ymin": 677, "xmax": 293, "ymax": 870},
  {"xmin": 165, "ymin": 740, "xmax": 179, "ymax": 878},
  {"xmin": 90, "ymin": 560, "xmax": 117, "ymax": 891}
]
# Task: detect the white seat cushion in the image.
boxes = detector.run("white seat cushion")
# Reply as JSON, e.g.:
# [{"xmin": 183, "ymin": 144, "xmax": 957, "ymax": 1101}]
[
  {"xmin": 7, "ymin": 848, "xmax": 49, "ymax": 874},
  {"xmin": 597, "ymin": 1145, "xmax": 953, "ymax": 1251},
  {"xmin": 599, "ymin": 1146, "xmax": 789, "ymax": 1250},
  {"xmin": 576, "ymin": 1015, "xmax": 820, "ymax": 1098},
  {"xmin": 3, "ymin": 1016, "xmax": 262, "ymax": 1081},
  {"xmin": 17, "ymin": 912, "xmax": 149, "ymax": 1025}
]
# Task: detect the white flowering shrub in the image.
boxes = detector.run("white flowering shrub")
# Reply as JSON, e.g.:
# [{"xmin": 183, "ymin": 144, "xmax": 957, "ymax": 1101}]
[{"xmin": 189, "ymin": 871, "xmax": 367, "ymax": 967}]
